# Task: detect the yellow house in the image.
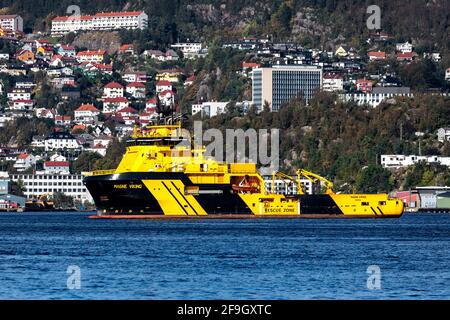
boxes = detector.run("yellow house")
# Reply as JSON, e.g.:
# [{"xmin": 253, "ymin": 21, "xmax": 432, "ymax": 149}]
[
  {"xmin": 156, "ymin": 69, "xmax": 182, "ymax": 83},
  {"xmin": 16, "ymin": 49, "xmax": 35, "ymax": 64},
  {"xmin": 335, "ymin": 46, "xmax": 348, "ymax": 57}
]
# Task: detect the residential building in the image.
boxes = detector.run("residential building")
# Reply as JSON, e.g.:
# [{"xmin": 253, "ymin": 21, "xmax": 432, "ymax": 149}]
[
  {"xmin": 58, "ymin": 45, "xmax": 76, "ymax": 57},
  {"xmin": 44, "ymin": 132, "xmax": 81, "ymax": 152},
  {"xmin": 170, "ymin": 42, "xmax": 203, "ymax": 58},
  {"xmin": 368, "ymin": 51, "xmax": 386, "ymax": 61},
  {"xmin": 123, "ymin": 72, "xmax": 147, "ymax": 83},
  {"xmin": 341, "ymin": 87, "xmax": 413, "ymax": 108},
  {"xmin": 158, "ymin": 90, "xmax": 176, "ymax": 107},
  {"xmin": 323, "ymin": 73, "xmax": 344, "ymax": 92},
  {"xmin": 437, "ymin": 127, "xmax": 450, "ymax": 143},
  {"xmin": 74, "ymin": 104, "xmax": 100, "ymax": 125},
  {"xmin": 7, "ymin": 99, "xmax": 33, "ymax": 111},
  {"xmin": 103, "ymin": 81, "xmax": 124, "ymax": 98},
  {"xmin": 55, "ymin": 115, "xmax": 72, "ymax": 126},
  {"xmin": 381, "ymin": 155, "xmax": 450, "ymax": 168},
  {"xmin": 126, "ymin": 82, "xmax": 146, "ymax": 99},
  {"xmin": 156, "ymin": 69, "xmax": 182, "ymax": 83},
  {"xmin": 7, "ymin": 88, "xmax": 31, "ymax": 101},
  {"xmin": 103, "ymin": 97, "xmax": 129, "ymax": 113},
  {"xmin": 396, "ymin": 52, "xmax": 414, "ymax": 62},
  {"xmin": 446, "ymin": 68, "xmax": 450, "ymax": 81},
  {"xmin": 252, "ymin": 65, "xmax": 323, "ymax": 111},
  {"xmin": 0, "ymin": 15, "xmax": 23, "ymax": 32},
  {"xmin": 192, "ymin": 101, "xmax": 229, "ymax": 118},
  {"xmin": 76, "ymin": 50, "xmax": 106, "ymax": 64},
  {"xmin": 13, "ymin": 154, "xmax": 37, "ymax": 172},
  {"xmin": 10, "ymin": 173, "xmax": 93, "ymax": 202},
  {"xmin": 184, "ymin": 75, "xmax": 195, "ymax": 87},
  {"xmin": 396, "ymin": 41, "xmax": 413, "ymax": 53},
  {"xmin": 51, "ymin": 11, "xmax": 148, "ymax": 35},
  {"xmin": 356, "ymin": 79, "xmax": 374, "ymax": 93},
  {"xmin": 156, "ymin": 80, "xmax": 172, "ymax": 93},
  {"xmin": 43, "ymin": 161, "xmax": 70, "ymax": 174}
]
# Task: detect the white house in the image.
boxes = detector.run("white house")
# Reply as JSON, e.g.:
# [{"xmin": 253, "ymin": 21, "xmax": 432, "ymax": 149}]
[
  {"xmin": 55, "ymin": 115, "xmax": 72, "ymax": 126},
  {"xmin": 396, "ymin": 41, "xmax": 413, "ymax": 53},
  {"xmin": 123, "ymin": 72, "xmax": 147, "ymax": 83},
  {"xmin": 13, "ymin": 154, "xmax": 37, "ymax": 172},
  {"xmin": 192, "ymin": 101, "xmax": 229, "ymax": 118},
  {"xmin": 323, "ymin": 74, "xmax": 344, "ymax": 92},
  {"xmin": 103, "ymin": 82, "xmax": 124, "ymax": 98},
  {"xmin": 103, "ymin": 97, "xmax": 129, "ymax": 113},
  {"xmin": 7, "ymin": 99, "xmax": 33, "ymax": 111},
  {"xmin": 0, "ymin": 14, "xmax": 23, "ymax": 32},
  {"xmin": 437, "ymin": 127, "xmax": 450, "ymax": 143},
  {"xmin": 381, "ymin": 155, "xmax": 450, "ymax": 168},
  {"xmin": 156, "ymin": 80, "xmax": 172, "ymax": 93},
  {"xmin": 7, "ymin": 89, "xmax": 31, "ymax": 101},
  {"xmin": 126, "ymin": 82, "xmax": 146, "ymax": 99},
  {"xmin": 74, "ymin": 104, "xmax": 100, "ymax": 125},
  {"xmin": 44, "ymin": 132, "xmax": 81, "ymax": 152},
  {"xmin": 158, "ymin": 90, "xmax": 175, "ymax": 107},
  {"xmin": 76, "ymin": 50, "xmax": 106, "ymax": 64},
  {"xmin": 43, "ymin": 161, "xmax": 70, "ymax": 174}
]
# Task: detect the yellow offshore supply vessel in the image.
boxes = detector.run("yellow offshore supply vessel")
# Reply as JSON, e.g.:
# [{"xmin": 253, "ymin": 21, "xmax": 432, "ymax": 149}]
[{"xmin": 83, "ymin": 119, "xmax": 404, "ymax": 219}]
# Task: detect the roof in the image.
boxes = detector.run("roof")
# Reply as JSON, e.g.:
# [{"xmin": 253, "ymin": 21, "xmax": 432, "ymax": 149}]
[
  {"xmin": 156, "ymin": 80, "xmax": 172, "ymax": 86},
  {"xmin": 17, "ymin": 153, "xmax": 29, "ymax": 159},
  {"xmin": 159, "ymin": 89, "xmax": 175, "ymax": 96},
  {"xmin": 77, "ymin": 50, "xmax": 106, "ymax": 56},
  {"xmin": 94, "ymin": 11, "xmax": 144, "ymax": 18},
  {"xmin": 53, "ymin": 15, "xmax": 94, "ymax": 22},
  {"xmin": 242, "ymin": 62, "xmax": 260, "ymax": 68},
  {"xmin": 75, "ymin": 104, "xmax": 100, "ymax": 112},
  {"xmin": 117, "ymin": 106, "xmax": 137, "ymax": 113},
  {"xmin": 146, "ymin": 98, "xmax": 157, "ymax": 104},
  {"xmin": 127, "ymin": 82, "xmax": 146, "ymax": 88},
  {"xmin": 104, "ymin": 81, "xmax": 124, "ymax": 89},
  {"xmin": 0, "ymin": 15, "xmax": 20, "ymax": 19},
  {"xmin": 368, "ymin": 51, "xmax": 386, "ymax": 58},
  {"xmin": 372, "ymin": 87, "xmax": 411, "ymax": 94},
  {"xmin": 44, "ymin": 161, "xmax": 69, "ymax": 167},
  {"xmin": 103, "ymin": 97, "xmax": 128, "ymax": 103},
  {"xmin": 397, "ymin": 52, "xmax": 414, "ymax": 59},
  {"xmin": 55, "ymin": 115, "xmax": 72, "ymax": 121}
]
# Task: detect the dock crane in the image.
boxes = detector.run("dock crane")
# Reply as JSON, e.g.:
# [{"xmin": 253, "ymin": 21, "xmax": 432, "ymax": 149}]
[{"xmin": 271, "ymin": 169, "xmax": 334, "ymax": 195}]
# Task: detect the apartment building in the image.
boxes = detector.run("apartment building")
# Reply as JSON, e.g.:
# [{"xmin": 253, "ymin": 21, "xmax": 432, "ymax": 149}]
[
  {"xmin": 0, "ymin": 15, "xmax": 23, "ymax": 32},
  {"xmin": 340, "ymin": 87, "xmax": 413, "ymax": 108},
  {"xmin": 252, "ymin": 65, "xmax": 323, "ymax": 111},
  {"xmin": 51, "ymin": 11, "xmax": 148, "ymax": 35},
  {"xmin": 381, "ymin": 155, "xmax": 450, "ymax": 168},
  {"xmin": 10, "ymin": 173, "xmax": 93, "ymax": 202}
]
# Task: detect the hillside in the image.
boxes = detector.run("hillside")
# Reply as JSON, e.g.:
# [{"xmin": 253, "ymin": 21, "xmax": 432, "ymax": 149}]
[{"xmin": 1, "ymin": 0, "xmax": 449, "ymax": 53}]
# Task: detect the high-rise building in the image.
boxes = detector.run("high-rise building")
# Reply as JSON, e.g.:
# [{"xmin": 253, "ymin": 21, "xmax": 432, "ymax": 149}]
[{"xmin": 252, "ymin": 65, "xmax": 322, "ymax": 112}]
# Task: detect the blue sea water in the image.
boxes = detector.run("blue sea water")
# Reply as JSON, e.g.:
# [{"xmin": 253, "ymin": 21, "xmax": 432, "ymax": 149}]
[{"xmin": 0, "ymin": 212, "xmax": 449, "ymax": 300}]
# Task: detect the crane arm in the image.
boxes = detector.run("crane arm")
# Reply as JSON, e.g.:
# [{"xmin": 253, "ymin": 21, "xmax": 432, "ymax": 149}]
[
  {"xmin": 271, "ymin": 171, "xmax": 305, "ymax": 195},
  {"xmin": 296, "ymin": 169, "xmax": 334, "ymax": 194}
]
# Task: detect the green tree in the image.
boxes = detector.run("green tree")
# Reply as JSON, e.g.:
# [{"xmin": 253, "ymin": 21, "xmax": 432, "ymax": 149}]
[{"xmin": 355, "ymin": 165, "xmax": 393, "ymax": 193}]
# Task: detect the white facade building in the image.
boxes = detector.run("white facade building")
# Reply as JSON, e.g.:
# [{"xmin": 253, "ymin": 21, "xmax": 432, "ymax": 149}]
[
  {"xmin": 10, "ymin": 174, "xmax": 93, "ymax": 202},
  {"xmin": 446, "ymin": 68, "xmax": 450, "ymax": 81},
  {"xmin": 396, "ymin": 41, "xmax": 413, "ymax": 53},
  {"xmin": 437, "ymin": 127, "xmax": 450, "ymax": 143},
  {"xmin": 192, "ymin": 102, "xmax": 229, "ymax": 118},
  {"xmin": 0, "ymin": 15, "xmax": 23, "ymax": 32},
  {"xmin": 44, "ymin": 132, "xmax": 81, "ymax": 152},
  {"xmin": 340, "ymin": 87, "xmax": 413, "ymax": 108},
  {"xmin": 323, "ymin": 74, "xmax": 344, "ymax": 92},
  {"xmin": 381, "ymin": 155, "xmax": 450, "ymax": 168},
  {"xmin": 170, "ymin": 43, "xmax": 203, "ymax": 58},
  {"xmin": 51, "ymin": 11, "xmax": 148, "ymax": 35}
]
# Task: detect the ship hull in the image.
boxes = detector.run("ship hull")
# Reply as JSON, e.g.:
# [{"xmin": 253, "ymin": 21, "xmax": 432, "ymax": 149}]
[{"xmin": 84, "ymin": 172, "xmax": 404, "ymax": 219}]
